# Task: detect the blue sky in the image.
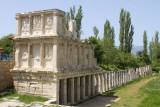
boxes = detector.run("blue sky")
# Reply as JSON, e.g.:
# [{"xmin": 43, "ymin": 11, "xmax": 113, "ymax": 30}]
[{"xmin": 0, "ymin": 0, "xmax": 160, "ymax": 46}]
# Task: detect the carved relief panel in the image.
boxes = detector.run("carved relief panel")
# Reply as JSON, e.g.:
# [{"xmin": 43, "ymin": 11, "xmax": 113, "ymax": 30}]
[
  {"xmin": 20, "ymin": 44, "xmax": 28, "ymax": 68},
  {"xmin": 32, "ymin": 16, "xmax": 41, "ymax": 35},
  {"xmin": 44, "ymin": 44, "xmax": 53, "ymax": 69},
  {"xmin": 31, "ymin": 44, "xmax": 40, "ymax": 68},
  {"xmin": 44, "ymin": 14, "xmax": 53, "ymax": 35},
  {"xmin": 21, "ymin": 17, "xmax": 30, "ymax": 36}
]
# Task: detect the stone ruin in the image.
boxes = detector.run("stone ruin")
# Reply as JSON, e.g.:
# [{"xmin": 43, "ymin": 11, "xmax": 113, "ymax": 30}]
[{"xmin": 11, "ymin": 9, "xmax": 152, "ymax": 105}]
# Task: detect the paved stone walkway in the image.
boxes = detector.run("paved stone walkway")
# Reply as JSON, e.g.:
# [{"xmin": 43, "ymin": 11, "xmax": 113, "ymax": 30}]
[{"xmin": 78, "ymin": 96, "xmax": 120, "ymax": 107}]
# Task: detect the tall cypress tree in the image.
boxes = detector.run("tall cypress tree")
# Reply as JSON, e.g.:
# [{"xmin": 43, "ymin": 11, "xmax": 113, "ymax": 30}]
[
  {"xmin": 154, "ymin": 31, "xmax": 159, "ymax": 59},
  {"xmin": 124, "ymin": 12, "xmax": 131, "ymax": 53},
  {"xmin": 104, "ymin": 20, "xmax": 111, "ymax": 38},
  {"xmin": 128, "ymin": 25, "xmax": 134, "ymax": 53},
  {"xmin": 111, "ymin": 26, "xmax": 115, "ymax": 46},
  {"xmin": 66, "ymin": 5, "xmax": 83, "ymax": 39},
  {"xmin": 75, "ymin": 5, "xmax": 83, "ymax": 39},
  {"xmin": 149, "ymin": 40, "xmax": 153, "ymax": 61},
  {"xmin": 119, "ymin": 9, "xmax": 125, "ymax": 52},
  {"xmin": 119, "ymin": 9, "xmax": 134, "ymax": 53},
  {"xmin": 143, "ymin": 30, "xmax": 148, "ymax": 55},
  {"xmin": 93, "ymin": 26, "xmax": 99, "ymax": 38}
]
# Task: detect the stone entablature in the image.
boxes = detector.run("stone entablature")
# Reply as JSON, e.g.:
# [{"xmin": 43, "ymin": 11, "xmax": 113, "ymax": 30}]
[{"xmin": 15, "ymin": 9, "xmax": 77, "ymax": 39}]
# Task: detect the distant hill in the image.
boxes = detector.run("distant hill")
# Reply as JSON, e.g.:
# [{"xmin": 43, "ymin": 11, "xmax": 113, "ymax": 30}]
[
  {"xmin": 131, "ymin": 46, "xmax": 143, "ymax": 55},
  {"xmin": 115, "ymin": 46, "xmax": 145, "ymax": 55}
]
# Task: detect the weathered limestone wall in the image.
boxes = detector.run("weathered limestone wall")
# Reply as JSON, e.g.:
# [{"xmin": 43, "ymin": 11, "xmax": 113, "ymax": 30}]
[{"xmin": 0, "ymin": 61, "xmax": 15, "ymax": 91}]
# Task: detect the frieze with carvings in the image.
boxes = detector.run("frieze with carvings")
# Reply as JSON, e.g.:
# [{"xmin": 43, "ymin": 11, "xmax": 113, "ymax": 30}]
[
  {"xmin": 32, "ymin": 16, "xmax": 41, "ymax": 31},
  {"xmin": 21, "ymin": 17, "xmax": 29, "ymax": 32},
  {"xmin": 45, "ymin": 14, "xmax": 53, "ymax": 35}
]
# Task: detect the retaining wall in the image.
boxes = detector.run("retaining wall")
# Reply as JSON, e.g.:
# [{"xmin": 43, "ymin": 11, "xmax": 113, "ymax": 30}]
[{"xmin": 0, "ymin": 61, "xmax": 15, "ymax": 91}]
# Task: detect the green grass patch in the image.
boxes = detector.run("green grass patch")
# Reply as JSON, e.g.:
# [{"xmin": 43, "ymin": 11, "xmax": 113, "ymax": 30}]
[
  {"xmin": 138, "ymin": 77, "xmax": 160, "ymax": 107},
  {"xmin": 0, "ymin": 92, "xmax": 49, "ymax": 104},
  {"xmin": 100, "ymin": 74, "xmax": 159, "ymax": 107},
  {"xmin": 101, "ymin": 74, "xmax": 157, "ymax": 97}
]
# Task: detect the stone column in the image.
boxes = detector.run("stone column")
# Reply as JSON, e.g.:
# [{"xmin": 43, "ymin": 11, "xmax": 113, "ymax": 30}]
[
  {"xmin": 71, "ymin": 78, "xmax": 74, "ymax": 104},
  {"xmin": 15, "ymin": 44, "xmax": 20, "ymax": 68},
  {"xmin": 29, "ymin": 15, "xmax": 32, "ymax": 35},
  {"xmin": 82, "ymin": 76, "xmax": 85, "ymax": 99},
  {"xmin": 40, "ymin": 43, "xmax": 44, "ymax": 68},
  {"xmin": 78, "ymin": 45, "xmax": 81, "ymax": 65},
  {"xmin": 53, "ymin": 14, "xmax": 59, "ymax": 35},
  {"xmin": 104, "ymin": 73, "xmax": 106, "ymax": 92},
  {"xmin": 53, "ymin": 43, "xmax": 58, "ymax": 72},
  {"xmin": 56, "ymin": 79, "xmax": 60, "ymax": 104},
  {"xmin": 71, "ymin": 44, "xmax": 74, "ymax": 65},
  {"xmin": 15, "ymin": 15, "xmax": 21, "ymax": 36},
  {"xmin": 108, "ymin": 72, "xmax": 111, "ymax": 90},
  {"xmin": 112, "ymin": 71, "xmax": 114, "ymax": 88},
  {"xmin": 88, "ymin": 75, "xmax": 91, "ymax": 97},
  {"xmin": 114, "ymin": 71, "xmax": 117, "ymax": 88},
  {"xmin": 77, "ymin": 77, "xmax": 80, "ymax": 102},
  {"xmin": 64, "ymin": 43, "xmax": 67, "ymax": 65},
  {"xmin": 91, "ymin": 74, "xmax": 95, "ymax": 96},
  {"xmin": 27, "ymin": 43, "xmax": 31, "ymax": 68},
  {"xmin": 106, "ymin": 73, "xmax": 109, "ymax": 91},
  {"xmin": 41, "ymin": 14, "xmax": 45, "ymax": 35},
  {"xmin": 63, "ymin": 79, "xmax": 67, "ymax": 105},
  {"xmin": 101, "ymin": 73, "xmax": 105, "ymax": 92},
  {"xmin": 95, "ymin": 74, "xmax": 99, "ymax": 94}
]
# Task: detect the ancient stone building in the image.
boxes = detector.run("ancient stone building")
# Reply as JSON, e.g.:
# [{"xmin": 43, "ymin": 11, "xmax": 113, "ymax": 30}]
[{"xmin": 11, "ymin": 9, "xmax": 152, "ymax": 105}]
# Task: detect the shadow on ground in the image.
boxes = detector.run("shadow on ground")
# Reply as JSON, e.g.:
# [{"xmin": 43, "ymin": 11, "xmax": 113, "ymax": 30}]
[{"xmin": 78, "ymin": 93, "xmax": 119, "ymax": 107}]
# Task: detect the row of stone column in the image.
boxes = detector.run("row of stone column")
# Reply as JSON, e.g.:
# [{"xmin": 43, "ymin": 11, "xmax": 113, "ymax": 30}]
[{"xmin": 58, "ymin": 65, "xmax": 152, "ymax": 105}]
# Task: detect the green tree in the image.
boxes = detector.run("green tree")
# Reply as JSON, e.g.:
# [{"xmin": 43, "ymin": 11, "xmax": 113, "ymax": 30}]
[
  {"xmin": 149, "ymin": 41, "xmax": 153, "ymax": 61},
  {"xmin": 85, "ymin": 36, "xmax": 104, "ymax": 64},
  {"xmin": 127, "ymin": 25, "xmax": 134, "ymax": 53},
  {"xmin": 154, "ymin": 31, "xmax": 159, "ymax": 59},
  {"xmin": 143, "ymin": 30, "xmax": 148, "ymax": 55},
  {"xmin": 66, "ymin": 12, "xmax": 70, "ymax": 30},
  {"xmin": 93, "ymin": 26, "xmax": 99, "ymax": 38},
  {"xmin": 119, "ymin": 8, "xmax": 125, "ymax": 52},
  {"xmin": 111, "ymin": 26, "xmax": 115, "ymax": 46},
  {"xmin": 119, "ymin": 8, "xmax": 134, "ymax": 53},
  {"xmin": 0, "ymin": 34, "xmax": 14, "ymax": 55},
  {"xmin": 66, "ymin": 5, "xmax": 83, "ymax": 39},
  {"xmin": 124, "ymin": 12, "xmax": 131, "ymax": 53},
  {"xmin": 104, "ymin": 20, "xmax": 115, "ymax": 46}
]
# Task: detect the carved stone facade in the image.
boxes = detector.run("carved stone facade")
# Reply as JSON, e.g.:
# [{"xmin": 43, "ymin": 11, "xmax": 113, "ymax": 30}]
[{"xmin": 11, "ymin": 9, "xmax": 152, "ymax": 105}]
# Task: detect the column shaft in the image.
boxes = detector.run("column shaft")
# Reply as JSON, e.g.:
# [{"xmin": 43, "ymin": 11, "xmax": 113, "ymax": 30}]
[
  {"xmin": 71, "ymin": 78, "xmax": 74, "ymax": 104},
  {"xmin": 77, "ymin": 77, "xmax": 80, "ymax": 101},
  {"xmin": 63, "ymin": 79, "xmax": 67, "ymax": 105},
  {"xmin": 91, "ymin": 74, "xmax": 95, "ymax": 96}
]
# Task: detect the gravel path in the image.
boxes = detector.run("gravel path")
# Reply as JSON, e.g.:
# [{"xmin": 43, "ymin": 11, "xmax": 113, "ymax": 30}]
[{"xmin": 78, "ymin": 96, "xmax": 120, "ymax": 107}]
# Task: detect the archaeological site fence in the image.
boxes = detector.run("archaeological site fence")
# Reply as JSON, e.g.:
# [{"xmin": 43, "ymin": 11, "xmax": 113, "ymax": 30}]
[{"xmin": 0, "ymin": 61, "xmax": 14, "ymax": 91}]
